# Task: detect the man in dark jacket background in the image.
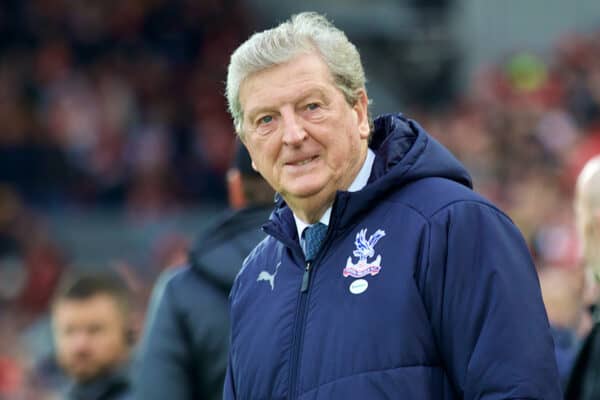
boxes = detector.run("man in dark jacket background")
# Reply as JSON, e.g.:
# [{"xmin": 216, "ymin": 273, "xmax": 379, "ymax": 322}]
[
  {"xmin": 133, "ymin": 142, "xmax": 274, "ymax": 400},
  {"xmin": 223, "ymin": 12, "xmax": 561, "ymax": 399},
  {"xmin": 565, "ymin": 155, "xmax": 600, "ymax": 399}
]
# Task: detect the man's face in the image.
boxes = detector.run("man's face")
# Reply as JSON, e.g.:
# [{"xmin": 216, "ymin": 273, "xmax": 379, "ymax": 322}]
[
  {"xmin": 239, "ymin": 52, "xmax": 370, "ymax": 221},
  {"xmin": 53, "ymin": 294, "xmax": 129, "ymax": 382}
]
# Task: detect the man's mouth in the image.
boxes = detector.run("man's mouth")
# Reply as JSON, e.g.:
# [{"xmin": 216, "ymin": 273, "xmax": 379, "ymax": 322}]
[{"xmin": 288, "ymin": 155, "xmax": 318, "ymax": 166}]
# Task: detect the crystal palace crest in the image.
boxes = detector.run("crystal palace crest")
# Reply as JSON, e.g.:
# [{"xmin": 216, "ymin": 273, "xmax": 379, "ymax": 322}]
[{"xmin": 343, "ymin": 228, "xmax": 386, "ymax": 278}]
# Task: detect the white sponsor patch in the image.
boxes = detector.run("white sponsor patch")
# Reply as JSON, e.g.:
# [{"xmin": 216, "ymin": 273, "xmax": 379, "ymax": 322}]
[{"xmin": 349, "ymin": 279, "xmax": 369, "ymax": 295}]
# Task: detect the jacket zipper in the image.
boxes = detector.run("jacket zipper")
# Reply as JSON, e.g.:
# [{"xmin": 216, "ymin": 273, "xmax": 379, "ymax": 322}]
[
  {"xmin": 288, "ymin": 259, "xmax": 313, "ymax": 399},
  {"xmin": 263, "ymin": 219, "xmax": 333, "ymax": 399},
  {"xmin": 300, "ymin": 261, "xmax": 311, "ymax": 292}
]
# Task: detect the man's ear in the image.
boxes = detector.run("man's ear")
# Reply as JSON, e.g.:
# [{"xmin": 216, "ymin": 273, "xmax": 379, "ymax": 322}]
[
  {"xmin": 227, "ymin": 169, "xmax": 246, "ymax": 210},
  {"xmin": 353, "ymin": 89, "xmax": 370, "ymax": 139}
]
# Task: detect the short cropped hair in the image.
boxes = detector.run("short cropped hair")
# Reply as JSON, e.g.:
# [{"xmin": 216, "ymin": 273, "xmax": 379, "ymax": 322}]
[
  {"xmin": 241, "ymin": 174, "xmax": 275, "ymax": 205},
  {"xmin": 53, "ymin": 273, "xmax": 130, "ymax": 316},
  {"xmin": 226, "ymin": 12, "xmax": 368, "ymax": 136}
]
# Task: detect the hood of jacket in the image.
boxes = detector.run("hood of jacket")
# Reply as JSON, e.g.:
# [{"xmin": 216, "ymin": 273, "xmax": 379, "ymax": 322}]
[
  {"xmin": 188, "ymin": 205, "xmax": 273, "ymax": 293},
  {"xmin": 264, "ymin": 113, "xmax": 473, "ymax": 244}
]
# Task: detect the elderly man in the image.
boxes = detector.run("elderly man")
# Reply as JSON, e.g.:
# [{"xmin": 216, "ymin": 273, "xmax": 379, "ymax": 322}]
[
  {"xmin": 565, "ymin": 155, "xmax": 600, "ymax": 400},
  {"xmin": 224, "ymin": 12, "xmax": 561, "ymax": 399}
]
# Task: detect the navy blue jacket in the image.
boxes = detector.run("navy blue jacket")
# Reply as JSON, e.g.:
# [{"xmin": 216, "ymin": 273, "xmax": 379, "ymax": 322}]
[
  {"xmin": 565, "ymin": 318, "xmax": 600, "ymax": 399},
  {"xmin": 224, "ymin": 114, "xmax": 561, "ymax": 399},
  {"xmin": 134, "ymin": 206, "xmax": 271, "ymax": 400}
]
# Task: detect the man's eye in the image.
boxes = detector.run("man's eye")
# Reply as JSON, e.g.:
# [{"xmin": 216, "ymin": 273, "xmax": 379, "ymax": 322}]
[
  {"xmin": 306, "ymin": 103, "xmax": 320, "ymax": 111},
  {"xmin": 258, "ymin": 115, "xmax": 273, "ymax": 125},
  {"xmin": 63, "ymin": 326, "xmax": 76, "ymax": 336}
]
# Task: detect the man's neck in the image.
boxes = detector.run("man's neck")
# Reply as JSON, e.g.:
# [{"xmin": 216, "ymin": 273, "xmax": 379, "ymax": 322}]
[
  {"xmin": 69, "ymin": 365, "xmax": 129, "ymax": 400},
  {"xmin": 289, "ymin": 195, "xmax": 335, "ymax": 225}
]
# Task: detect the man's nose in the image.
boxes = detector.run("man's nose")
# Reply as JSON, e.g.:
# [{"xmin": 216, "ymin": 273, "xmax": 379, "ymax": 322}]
[
  {"xmin": 281, "ymin": 109, "xmax": 306, "ymax": 145},
  {"xmin": 70, "ymin": 331, "xmax": 91, "ymax": 350}
]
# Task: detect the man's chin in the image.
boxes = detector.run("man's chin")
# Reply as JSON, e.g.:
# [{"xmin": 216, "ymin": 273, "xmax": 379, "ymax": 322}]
[
  {"xmin": 282, "ymin": 180, "xmax": 330, "ymax": 200},
  {"xmin": 68, "ymin": 365, "xmax": 101, "ymax": 382}
]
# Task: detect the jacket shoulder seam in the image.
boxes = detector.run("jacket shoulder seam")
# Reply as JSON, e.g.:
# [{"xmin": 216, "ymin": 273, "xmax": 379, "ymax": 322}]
[
  {"xmin": 428, "ymin": 199, "xmax": 508, "ymax": 220},
  {"xmin": 387, "ymin": 197, "xmax": 507, "ymax": 222}
]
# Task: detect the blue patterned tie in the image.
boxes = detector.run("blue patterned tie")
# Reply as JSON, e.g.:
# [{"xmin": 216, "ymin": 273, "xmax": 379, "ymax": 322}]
[{"xmin": 303, "ymin": 223, "xmax": 328, "ymax": 261}]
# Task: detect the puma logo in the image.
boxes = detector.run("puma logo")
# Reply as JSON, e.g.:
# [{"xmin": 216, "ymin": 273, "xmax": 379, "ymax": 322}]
[{"xmin": 257, "ymin": 262, "xmax": 281, "ymax": 290}]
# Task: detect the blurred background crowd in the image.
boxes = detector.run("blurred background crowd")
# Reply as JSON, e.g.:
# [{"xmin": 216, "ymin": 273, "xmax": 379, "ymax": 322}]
[{"xmin": 1, "ymin": 0, "xmax": 600, "ymax": 398}]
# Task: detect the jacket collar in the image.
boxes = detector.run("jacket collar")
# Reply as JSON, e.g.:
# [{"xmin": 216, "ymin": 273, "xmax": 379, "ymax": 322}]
[{"xmin": 67, "ymin": 365, "xmax": 129, "ymax": 400}]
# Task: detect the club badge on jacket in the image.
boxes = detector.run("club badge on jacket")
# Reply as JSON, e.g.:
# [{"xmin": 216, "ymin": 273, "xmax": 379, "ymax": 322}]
[{"xmin": 344, "ymin": 228, "xmax": 386, "ymax": 294}]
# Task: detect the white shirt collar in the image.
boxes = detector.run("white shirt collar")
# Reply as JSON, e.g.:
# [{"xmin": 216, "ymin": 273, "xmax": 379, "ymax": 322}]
[{"xmin": 294, "ymin": 148, "xmax": 375, "ymax": 240}]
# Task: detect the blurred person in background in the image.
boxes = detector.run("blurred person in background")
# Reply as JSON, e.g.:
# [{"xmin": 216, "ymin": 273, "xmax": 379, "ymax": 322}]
[
  {"xmin": 565, "ymin": 155, "xmax": 600, "ymax": 399},
  {"xmin": 538, "ymin": 266, "xmax": 586, "ymax": 389},
  {"xmin": 133, "ymin": 141, "xmax": 274, "ymax": 400},
  {"xmin": 52, "ymin": 274, "xmax": 134, "ymax": 400},
  {"xmin": 223, "ymin": 12, "xmax": 560, "ymax": 399},
  {"xmin": 0, "ymin": 185, "xmax": 67, "ymax": 399}
]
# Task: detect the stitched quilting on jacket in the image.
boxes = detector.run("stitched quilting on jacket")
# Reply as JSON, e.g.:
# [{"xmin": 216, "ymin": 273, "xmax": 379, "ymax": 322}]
[{"xmin": 224, "ymin": 114, "xmax": 562, "ymax": 400}]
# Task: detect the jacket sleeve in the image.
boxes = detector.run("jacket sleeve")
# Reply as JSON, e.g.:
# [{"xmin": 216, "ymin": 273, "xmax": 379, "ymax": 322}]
[
  {"xmin": 223, "ymin": 270, "xmax": 244, "ymax": 400},
  {"xmin": 422, "ymin": 201, "xmax": 562, "ymax": 399},
  {"xmin": 223, "ymin": 353, "xmax": 236, "ymax": 400},
  {"xmin": 133, "ymin": 269, "xmax": 194, "ymax": 400}
]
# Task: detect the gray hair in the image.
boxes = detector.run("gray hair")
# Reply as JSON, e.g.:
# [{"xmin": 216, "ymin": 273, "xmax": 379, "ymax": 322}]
[{"xmin": 226, "ymin": 12, "xmax": 368, "ymax": 136}]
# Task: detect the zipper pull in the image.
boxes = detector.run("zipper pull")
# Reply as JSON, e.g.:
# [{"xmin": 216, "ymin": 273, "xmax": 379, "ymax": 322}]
[{"xmin": 301, "ymin": 262, "xmax": 311, "ymax": 292}]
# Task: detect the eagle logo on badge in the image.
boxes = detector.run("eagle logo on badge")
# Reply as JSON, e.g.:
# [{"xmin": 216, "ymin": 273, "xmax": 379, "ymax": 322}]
[{"xmin": 343, "ymin": 228, "xmax": 386, "ymax": 278}]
